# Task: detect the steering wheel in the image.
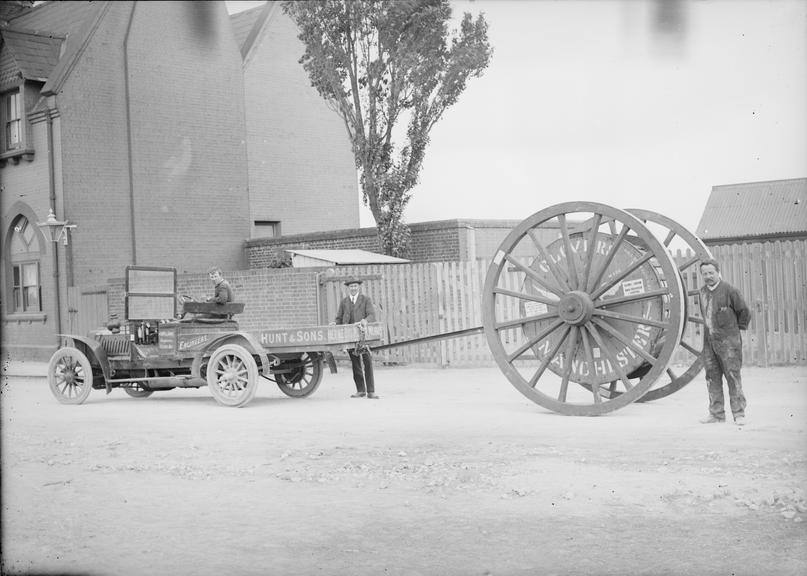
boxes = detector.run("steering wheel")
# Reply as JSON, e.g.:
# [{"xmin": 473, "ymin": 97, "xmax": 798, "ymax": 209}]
[{"xmin": 176, "ymin": 294, "xmax": 198, "ymax": 318}]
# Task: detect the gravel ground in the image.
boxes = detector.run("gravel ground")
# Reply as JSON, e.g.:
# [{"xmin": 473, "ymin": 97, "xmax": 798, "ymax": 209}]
[{"xmin": 1, "ymin": 363, "xmax": 806, "ymax": 576}]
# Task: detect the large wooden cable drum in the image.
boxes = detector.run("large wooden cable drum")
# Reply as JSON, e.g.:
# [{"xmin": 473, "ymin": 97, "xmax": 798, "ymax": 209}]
[{"xmin": 482, "ymin": 202, "xmax": 685, "ymax": 416}]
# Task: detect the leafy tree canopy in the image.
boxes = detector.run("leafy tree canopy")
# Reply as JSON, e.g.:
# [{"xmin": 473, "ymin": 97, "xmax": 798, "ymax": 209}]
[{"xmin": 282, "ymin": 0, "xmax": 492, "ymax": 256}]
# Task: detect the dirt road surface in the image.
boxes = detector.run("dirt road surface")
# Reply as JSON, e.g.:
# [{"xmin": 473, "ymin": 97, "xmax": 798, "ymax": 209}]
[{"xmin": 2, "ymin": 364, "xmax": 805, "ymax": 576}]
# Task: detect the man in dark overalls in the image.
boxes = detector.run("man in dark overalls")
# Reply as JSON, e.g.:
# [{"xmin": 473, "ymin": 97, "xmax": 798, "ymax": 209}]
[{"xmin": 698, "ymin": 259, "xmax": 751, "ymax": 425}]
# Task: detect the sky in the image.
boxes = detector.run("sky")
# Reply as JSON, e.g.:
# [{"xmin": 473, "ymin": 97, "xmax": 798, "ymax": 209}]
[{"xmin": 227, "ymin": 0, "xmax": 807, "ymax": 236}]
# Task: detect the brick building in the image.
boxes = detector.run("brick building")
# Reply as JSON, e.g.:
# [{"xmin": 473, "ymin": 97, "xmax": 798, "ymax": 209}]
[{"xmin": 0, "ymin": 1, "xmax": 357, "ymax": 360}]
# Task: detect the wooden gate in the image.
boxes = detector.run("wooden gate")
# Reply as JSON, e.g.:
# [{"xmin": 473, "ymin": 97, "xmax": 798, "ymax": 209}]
[{"xmin": 67, "ymin": 286, "xmax": 109, "ymax": 336}]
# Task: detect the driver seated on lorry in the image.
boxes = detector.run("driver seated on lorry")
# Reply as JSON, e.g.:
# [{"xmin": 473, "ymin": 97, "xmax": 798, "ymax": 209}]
[
  {"xmin": 176, "ymin": 267, "xmax": 235, "ymax": 320},
  {"xmin": 205, "ymin": 266, "xmax": 234, "ymax": 318}
]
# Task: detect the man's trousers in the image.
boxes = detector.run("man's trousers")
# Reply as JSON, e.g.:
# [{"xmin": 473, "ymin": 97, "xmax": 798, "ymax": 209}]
[
  {"xmin": 348, "ymin": 349, "xmax": 374, "ymax": 395},
  {"xmin": 704, "ymin": 335, "xmax": 746, "ymax": 420}
]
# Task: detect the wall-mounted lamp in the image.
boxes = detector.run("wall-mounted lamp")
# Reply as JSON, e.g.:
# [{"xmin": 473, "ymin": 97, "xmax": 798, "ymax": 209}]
[{"xmin": 37, "ymin": 208, "xmax": 76, "ymax": 246}]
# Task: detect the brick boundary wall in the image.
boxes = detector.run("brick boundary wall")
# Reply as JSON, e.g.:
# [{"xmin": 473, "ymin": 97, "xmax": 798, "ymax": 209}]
[
  {"xmin": 244, "ymin": 219, "xmax": 526, "ymax": 268},
  {"xmin": 245, "ymin": 227, "xmax": 383, "ymax": 268},
  {"xmin": 107, "ymin": 267, "xmax": 323, "ymax": 332}
]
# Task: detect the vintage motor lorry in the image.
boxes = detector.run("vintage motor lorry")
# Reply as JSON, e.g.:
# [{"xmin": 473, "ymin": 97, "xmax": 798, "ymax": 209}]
[{"xmin": 47, "ymin": 266, "xmax": 382, "ymax": 407}]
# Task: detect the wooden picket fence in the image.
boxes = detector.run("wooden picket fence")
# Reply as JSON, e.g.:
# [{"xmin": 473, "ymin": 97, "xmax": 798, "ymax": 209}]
[
  {"xmin": 320, "ymin": 240, "xmax": 806, "ymax": 367},
  {"xmin": 322, "ymin": 253, "xmax": 692, "ymax": 367},
  {"xmin": 709, "ymin": 239, "xmax": 807, "ymax": 366},
  {"xmin": 320, "ymin": 261, "xmax": 491, "ymax": 366}
]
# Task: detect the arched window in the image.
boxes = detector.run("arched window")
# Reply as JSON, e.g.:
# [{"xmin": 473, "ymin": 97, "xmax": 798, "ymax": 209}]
[{"xmin": 8, "ymin": 215, "xmax": 41, "ymax": 313}]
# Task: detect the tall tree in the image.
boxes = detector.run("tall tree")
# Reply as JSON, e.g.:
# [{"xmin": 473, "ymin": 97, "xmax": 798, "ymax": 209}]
[{"xmin": 282, "ymin": 0, "xmax": 492, "ymax": 256}]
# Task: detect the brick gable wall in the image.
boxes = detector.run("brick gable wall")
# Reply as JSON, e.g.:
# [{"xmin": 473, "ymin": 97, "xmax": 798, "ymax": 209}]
[
  {"xmin": 243, "ymin": 7, "xmax": 359, "ymax": 238},
  {"xmin": 58, "ymin": 1, "xmax": 249, "ymax": 282}
]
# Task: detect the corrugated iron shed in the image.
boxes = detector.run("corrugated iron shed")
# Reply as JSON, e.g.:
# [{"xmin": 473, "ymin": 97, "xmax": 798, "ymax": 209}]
[
  {"xmin": 286, "ymin": 249, "xmax": 409, "ymax": 268},
  {"xmin": 696, "ymin": 178, "xmax": 807, "ymax": 241}
]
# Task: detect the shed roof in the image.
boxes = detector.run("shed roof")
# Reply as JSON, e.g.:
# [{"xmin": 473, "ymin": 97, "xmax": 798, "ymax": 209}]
[
  {"xmin": 696, "ymin": 178, "xmax": 807, "ymax": 241},
  {"xmin": 0, "ymin": 27, "xmax": 63, "ymax": 81},
  {"xmin": 286, "ymin": 249, "xmax": 410, "ymax": 266}
]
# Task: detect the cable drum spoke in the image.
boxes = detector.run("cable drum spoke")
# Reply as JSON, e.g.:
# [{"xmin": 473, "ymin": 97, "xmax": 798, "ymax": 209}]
[
  {"xmin": 527, "ymin": 229, "xmax": 572, "ymax": 292},
  {"xmin": 581, "ymin": 213, "xmax": 602, "ymax": 291},
  {"xmin": 585, "ymin": 323, "xmax": 633, "ymax": 392},
  {"xmin": 495, "ymin": 310, "xmax": 559, "ymax": 330},
  {"xmin": 679, "ymin": 340, "xmax": 701, "ymax": 357},
  {"xmin": 558, "ymin": 214, "xmax": 579, "ymax": 290},
  {"xmin": 579, "ymin": 327, "xmax": 602, "ymax": 404},
  {"xmin": 591, "ymin": 253, "xmax": 655, "ymax": 301},
  {"xmin": 591, "ymin": 317, "xmax": 658, "ymax": 365},
  {"xmin": 506, "ymin": 319, "xmax": 565, "ymax": 363},
  {"xmin": 586, "ymin": 224, "xmax": 629, "ymax": 294},
  {"xmin": 678, "ymin": 254, "xmax": 701, "ymax": 273},
  {"xmin": 493, "ymin": 286, "xmax": 560, "ymax": 307},
  {"xmin": 592, "ymin": 308, "xmax": 670, "ymax": 330},
  {"xmin": 528, "ymin": 325, "xmax": 571, "ymax": 388},
  {"xmin": 557, "ymin": 326, "xmax": 579, "ymax": 402},
  {"xmin": 505, "ymin": 254, "xmax": 566, "ymax": 298},
  {"xmin": 595, "ymin": 287, "xmax": 671, "ymax": 308}
]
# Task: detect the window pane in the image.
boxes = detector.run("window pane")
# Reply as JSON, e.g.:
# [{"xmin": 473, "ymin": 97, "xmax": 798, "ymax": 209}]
[
  {"xmin": 24, "ymin": 286, "xmax": 40, "ymax": 311},
  {"xmin": 6, "ymin": 92, "xmax": 20, "ymax": 120},
  {"xmin": 10, "ymin": 218, "xmax": 30, "ymax": 255},
  {"xmin": 13, "ymin": 265, "xmax": 21, "ymax": 286},
  {"xmin": 10, "ymin": 217, "xmax": 39, "ymax": 257},
  {"xmin": 10, "ymin": 230, "xmax": 26, "ymax": 255},
  {"xmin": 21, "ymin": 220, "xmax": 34, "ymax": 245},
  {"xmin": 13, "ymin": 288, "xmax": 21, "ymax": 311},
  {"xmin": 254, "ymin": 221, "xmax": 280, "ymax": 238},
  {"xmin": 23, "ymin": 262, "xmax": 38, "ymax": 286},
  {"xmin": 7, "ymin": 120, "xmax": 20, "ymax": 146}
]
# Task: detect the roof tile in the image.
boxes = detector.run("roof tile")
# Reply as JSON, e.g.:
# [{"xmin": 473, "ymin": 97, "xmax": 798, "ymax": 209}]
[
  {"xmin": 8, "ymin": 0, "xmax": 100, "ymax": 38},
  {"xmin": 1, "ymin": 28, "xmax": 63, "ymax": 81}
]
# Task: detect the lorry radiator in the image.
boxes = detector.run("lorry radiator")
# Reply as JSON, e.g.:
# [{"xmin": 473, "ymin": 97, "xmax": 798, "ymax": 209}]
[{"xmin": 98, "ymin": 334, "xmax": 131, "ymax": 356}]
